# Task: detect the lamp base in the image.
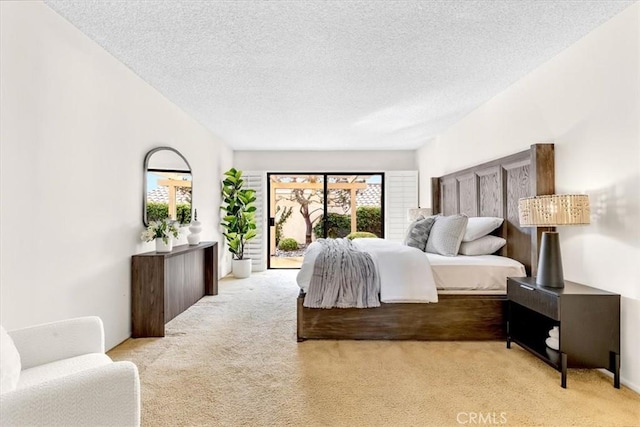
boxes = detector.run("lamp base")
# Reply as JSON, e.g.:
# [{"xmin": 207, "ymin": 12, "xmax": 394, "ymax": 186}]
[{"xmin": 536, "ymin": 231, "xmax": 565, "ymax": 288}]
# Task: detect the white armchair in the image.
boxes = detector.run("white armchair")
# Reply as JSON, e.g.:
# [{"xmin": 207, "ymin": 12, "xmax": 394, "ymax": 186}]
[{"xmin": 0, "ymin": 317, "xmax": 140, "ymax": 427}]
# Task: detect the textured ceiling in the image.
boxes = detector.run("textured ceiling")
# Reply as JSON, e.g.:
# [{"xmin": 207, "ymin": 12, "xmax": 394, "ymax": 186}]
[{"xmin": 45, "ymin": 0, "xmax": 634, "ymax": 151}]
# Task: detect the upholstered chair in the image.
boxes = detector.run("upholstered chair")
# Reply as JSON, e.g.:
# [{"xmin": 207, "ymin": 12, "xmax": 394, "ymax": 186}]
[{"xmin": 0, "ymin": 316, "xmax": 140, "ymax": 426}]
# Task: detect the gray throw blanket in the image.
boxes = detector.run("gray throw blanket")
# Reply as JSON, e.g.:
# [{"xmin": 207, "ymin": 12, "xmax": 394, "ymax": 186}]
[{"xmin": 303, "ymin": 238, "xmax": 380, "ymax": 309}]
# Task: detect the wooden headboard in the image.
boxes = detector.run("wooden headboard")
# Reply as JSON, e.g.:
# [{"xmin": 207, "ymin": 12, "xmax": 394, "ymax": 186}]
[{"xmin": 430, "ymin": 144, "xmax": 555, "ymax": 275}]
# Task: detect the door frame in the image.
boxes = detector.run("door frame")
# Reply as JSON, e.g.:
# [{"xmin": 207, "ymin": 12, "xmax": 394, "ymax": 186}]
[{"xmin": 266, "ymin": 172, "xmax": 385, "ymax": 269}]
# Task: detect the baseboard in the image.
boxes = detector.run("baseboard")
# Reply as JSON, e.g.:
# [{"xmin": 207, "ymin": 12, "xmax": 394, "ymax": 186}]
[
  {"xmin": 598, "ymin": 369, "xmax": 640, "ymax": 394},
  {"xmin": 626, "ymin": 381, "xmax": 640, "ymax": 394}
]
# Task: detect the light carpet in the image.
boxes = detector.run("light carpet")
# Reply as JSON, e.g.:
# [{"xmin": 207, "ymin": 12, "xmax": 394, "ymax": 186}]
[{"xmin": 109, "ymin": 270, "xmax": 640, "ymax": 427}]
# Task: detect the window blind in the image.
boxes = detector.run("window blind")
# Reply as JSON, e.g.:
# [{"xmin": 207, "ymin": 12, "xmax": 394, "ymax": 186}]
[
  {"xmin": 242, "ymin": 171, "xmax": 267, "ymax": 272},
  {"xmin": 384, "ymin": 171, "xmax": 419, "ymax": 242}
]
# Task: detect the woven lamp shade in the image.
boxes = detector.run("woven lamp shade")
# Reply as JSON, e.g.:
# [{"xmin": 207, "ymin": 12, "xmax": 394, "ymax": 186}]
[{"xmin": 518, "ymin": 194, "xmax": 590, "ymax": 227}]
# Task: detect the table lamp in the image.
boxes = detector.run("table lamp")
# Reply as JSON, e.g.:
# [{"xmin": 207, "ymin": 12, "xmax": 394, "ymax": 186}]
[
  {"xmin": 407, "ymin": 208, "xmax": 433, "ymax": 222},
  {"xmin": 518, "ymin": 194, "xmax": 590, "ymax": 288}
]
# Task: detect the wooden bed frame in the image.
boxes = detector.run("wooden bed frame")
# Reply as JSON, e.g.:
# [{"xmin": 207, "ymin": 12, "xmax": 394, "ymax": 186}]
[{"xmin": 297, "ymin": 144, "xmax": 555, "ymax": 341}]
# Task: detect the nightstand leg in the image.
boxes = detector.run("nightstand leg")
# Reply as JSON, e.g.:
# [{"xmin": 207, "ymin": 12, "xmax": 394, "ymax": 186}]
[
  {"xmin": 506, "ymin": 319, "xmax": 511, "ymax": 349},
  {"xmin": 561, "ymin": 352, "xmax": 567, "ymax": 388},
  {"xmin": 614, "ymin": 352, "xmax": 620, "ymax": 389}
]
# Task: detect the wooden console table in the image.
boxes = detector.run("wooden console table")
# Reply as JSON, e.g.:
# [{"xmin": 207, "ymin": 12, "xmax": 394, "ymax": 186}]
[{"xmin": 131, "ymin": 241, "xmax": 218, "ymax": 337}]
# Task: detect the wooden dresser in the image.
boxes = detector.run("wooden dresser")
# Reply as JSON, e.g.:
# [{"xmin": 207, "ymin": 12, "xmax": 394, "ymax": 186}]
[{"xmin": 131, "ymin": 241, "xmax": 218, "ymax": 337}]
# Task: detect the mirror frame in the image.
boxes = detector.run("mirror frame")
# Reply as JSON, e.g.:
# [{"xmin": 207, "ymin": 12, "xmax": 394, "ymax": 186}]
[{"xmin": 143, "ymin": 146, "xmax": 193, "ymax": 227}]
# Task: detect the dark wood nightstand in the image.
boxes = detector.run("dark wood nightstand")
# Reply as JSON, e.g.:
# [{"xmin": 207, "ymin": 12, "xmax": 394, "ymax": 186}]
[{"xmin": 506, "ymin": 277, "xmax": 620, "ymax": 388}]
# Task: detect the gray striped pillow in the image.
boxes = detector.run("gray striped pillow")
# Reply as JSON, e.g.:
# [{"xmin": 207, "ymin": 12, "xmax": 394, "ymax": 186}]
[
  {"xmin": 404, "ymin": 216, "xmax": 436, "ymax": 251},
  {"xmin": 425, "ymin": 214, "xmax": 468, "ymax": 256}
]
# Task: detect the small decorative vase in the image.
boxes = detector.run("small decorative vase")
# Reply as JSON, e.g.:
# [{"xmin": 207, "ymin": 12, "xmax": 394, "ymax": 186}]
[
  {"xmin": 187, "ymin": 209, "xmax": 202, "ymax": 246},
  {"xmin": 155, "ymin": 237, "xmax": 173, "ymax": 253},
  {"xmin": 187, "ymin": 221, "xmax": 202, "ymax": 245}
]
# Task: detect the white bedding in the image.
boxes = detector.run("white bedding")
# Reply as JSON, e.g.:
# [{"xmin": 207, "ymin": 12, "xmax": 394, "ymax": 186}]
[
  {"xmin": 296, "ymin": 238, "xmax": 438, "ymax": 303},
  {"xmin": 297, "ymin": 239, "xmax": 527, "ymax": 301},
  {"xmin": 427, "ymin": 253, "xmax": 526, "ymax": 292}
]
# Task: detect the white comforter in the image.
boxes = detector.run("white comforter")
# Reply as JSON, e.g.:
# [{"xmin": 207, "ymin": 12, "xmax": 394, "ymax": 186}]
[{"xmin": 296, "ymin": 238, "xmax": 438, "ymax": 303}]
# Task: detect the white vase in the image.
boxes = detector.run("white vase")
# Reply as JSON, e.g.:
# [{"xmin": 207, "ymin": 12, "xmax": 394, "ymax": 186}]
[
  {"xmin": 155, "ymin": 237, "xmax": 173, "ymax": 253},
  {"xmin": 187, "ymin": 220, "xmax": 202, "ymax": 246},
  {"xmin": 232, "ymin": 258, "xmax": 252, "ymax": 279}
]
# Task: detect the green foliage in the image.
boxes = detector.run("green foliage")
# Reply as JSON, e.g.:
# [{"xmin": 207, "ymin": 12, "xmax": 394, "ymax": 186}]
[
  {"xmin": 275, "ymin": 205, "xmax": 293, "ymax": 246},
  {"xmin": 313, "ymin": 212, "xmax": 352, "ymax": 238},
  {"xmin": 278, "ymin": 237, "xmax": 299, "ymax": 251},
  {"xmin": 221, "ymin": 168, "xmax": 257, "ymax": 260},
  {"xmin": 176, "ymin": 204, "xmax": 192, "ymax": 224},
  {"xmin": 356, "ymin": 206, "xmax": 382, "ymax": 237},
  {"xmin": 313, "ymin": 207, "xmax": 382, "ymax": 238},
  {"xmin": 346, "ymin": 231, "xmax": 378, "ymax": 240},
  {"xmin": 146, "ymin": 202, "xmax": 167, "ymax": 222},
  {"xmin": 146, "ymin": 202, "xmax": 191, "ymax": 225}
]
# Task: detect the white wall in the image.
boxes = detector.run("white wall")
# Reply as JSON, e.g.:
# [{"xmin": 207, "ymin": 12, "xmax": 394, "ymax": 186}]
[
  {"xmin": 0, "ymin": 2, "xmax": 234, "ymax": 349},
  {"xmin": 235, "ymin": 150, "xmax": 415, "ymax": 172},
  {"xmin": 416, "ymin": 3, "xmax": 640, "ymax": 391}
]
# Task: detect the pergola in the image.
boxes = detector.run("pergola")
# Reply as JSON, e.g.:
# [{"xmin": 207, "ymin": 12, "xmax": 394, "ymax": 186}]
[
  {"xmin": 269, "ymin": 176, "xmax": 368, "ymax": 254},
  {"xmin": 157, "ymin": 175, "xmax": 192, "ymax": 221}
]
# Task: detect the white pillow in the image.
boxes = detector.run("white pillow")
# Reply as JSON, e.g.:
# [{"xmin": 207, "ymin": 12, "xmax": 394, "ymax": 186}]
[
  {"xmin": 1, "ymin": 325, "xmax": 21, "ymax": 394},
  {"xmin": 426, "ymin": 214, "xmax": 468, "ymax": 256},
  {"xmin": 462, "ymin": 217, "xmax": 504, "ymax": 242},
  {"xmin": 459, "ymin": 235, "xmax": 507, "ymax": 256}
]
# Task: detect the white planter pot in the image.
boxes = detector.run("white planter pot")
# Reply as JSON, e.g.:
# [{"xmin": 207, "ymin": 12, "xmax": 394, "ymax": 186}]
[
  {"xmin": 155, "ymin": 237, "xmax": 173, "ymax": 253},
  {"xmin": 232, "ymin": 258, "xmax": 252, "ymax": 279}
]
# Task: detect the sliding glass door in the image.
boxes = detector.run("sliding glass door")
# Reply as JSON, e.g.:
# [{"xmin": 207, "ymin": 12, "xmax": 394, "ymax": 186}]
[{"xmin": 267, "ymin": 173, "xmax": 384, "ymax": 269}]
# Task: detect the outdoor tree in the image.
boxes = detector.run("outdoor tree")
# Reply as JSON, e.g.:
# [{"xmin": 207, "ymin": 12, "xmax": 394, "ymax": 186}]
[
  {"xmin": 288, "ymin": 187, "xmax": 324, "ymax": 245},
  {"xmin": 274, "ymin": 176, "xmax": 354, "ymax": 245}
]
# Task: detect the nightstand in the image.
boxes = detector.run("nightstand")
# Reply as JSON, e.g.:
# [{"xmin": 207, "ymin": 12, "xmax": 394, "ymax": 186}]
[{"xmin": 506, "ymin": 277, "xmax": 620, "ymax": 388}]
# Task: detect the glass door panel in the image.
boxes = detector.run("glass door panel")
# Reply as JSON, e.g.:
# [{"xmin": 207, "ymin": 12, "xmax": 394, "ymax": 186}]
[
  {"xmin": 325, "ymin": 174, "xmax": 383, "ymax": 238},
  {"xmin": 269, "ymin": 174, "xmax": 324, "ymax": 269}
]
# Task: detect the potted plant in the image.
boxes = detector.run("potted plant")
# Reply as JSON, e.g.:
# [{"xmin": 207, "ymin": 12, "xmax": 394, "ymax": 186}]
[
  {"xmin": 221, "ymin": 168, "xmax": 257, "ymax": 278},
  {"xmin": 141, "ymin": 218, "xmax": 180, "ymax": 252}
]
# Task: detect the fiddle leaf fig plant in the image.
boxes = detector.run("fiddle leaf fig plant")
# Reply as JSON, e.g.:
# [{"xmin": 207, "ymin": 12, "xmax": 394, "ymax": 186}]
[{"xmin": 221, "ymin": 168, "xmax": 257, "ymax": 260}]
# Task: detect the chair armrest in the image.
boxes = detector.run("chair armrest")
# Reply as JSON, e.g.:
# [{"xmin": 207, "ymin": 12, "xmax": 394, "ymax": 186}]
[
  {"xmin": 0, "ymin": 361, "xmax": 140, "ymax": 427},
  {"xmin": 8, "ymin": 316, "xmax": 105, "ymax": 369}
]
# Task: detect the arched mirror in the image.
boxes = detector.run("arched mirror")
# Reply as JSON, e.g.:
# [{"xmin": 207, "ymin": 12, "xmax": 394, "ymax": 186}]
[{"xmin": 143, "ymin": 147, "xmax": 192, "ymax": 226}]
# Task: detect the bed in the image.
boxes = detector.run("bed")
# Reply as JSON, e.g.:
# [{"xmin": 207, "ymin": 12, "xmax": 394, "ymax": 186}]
[
  {"xmin": 427, "ymin": 253, "xmax": 526, "ymax": 293},
  {"xmin": 296, "ymin": 143, "xmax": 555, "ymax": 341}
]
